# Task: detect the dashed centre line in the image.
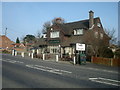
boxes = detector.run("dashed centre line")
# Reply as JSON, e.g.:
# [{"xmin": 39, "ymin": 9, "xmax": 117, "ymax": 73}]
[
  {"xmin": 1, "ymin": 59, "xmax": 24, "ymax": 64},
  {"xmin": 35, "ymin": 65, "xmax": 72, "ymax": 74},
  {"xmin": 26, "ymin": 64, "xmax": 72, "ymax": 75}
]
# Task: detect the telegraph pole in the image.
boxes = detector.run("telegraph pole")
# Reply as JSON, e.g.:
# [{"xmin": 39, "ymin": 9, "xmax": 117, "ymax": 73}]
[{"xmin": 5, "ymin": 28, "xmax": 7, "ymax": 36}]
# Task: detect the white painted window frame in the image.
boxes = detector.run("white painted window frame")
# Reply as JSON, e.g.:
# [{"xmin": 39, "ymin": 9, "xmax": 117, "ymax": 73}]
[
  {"xmin": 74, "ymin": 29, "xmax": 83, "ymax": 35},
  {"xmin": 50, "ymin": 31, "xmax": 59, "ymax": 38}
]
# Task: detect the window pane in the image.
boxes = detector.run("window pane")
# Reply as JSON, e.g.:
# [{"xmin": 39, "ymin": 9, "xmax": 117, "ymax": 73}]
[
  {"xmin": 50, "ymin": 31, "xmax": 59, "ymax": 38},
  {"xmin": 75, "ymin": 29, "xmax": 83, "ymax": 35},
  {"xmin": 77, "ymin": 29, "xmax": 83, "ymax": 34}
]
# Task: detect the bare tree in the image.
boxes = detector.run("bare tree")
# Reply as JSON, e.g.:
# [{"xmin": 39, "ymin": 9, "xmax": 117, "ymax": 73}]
[
  {"xmin": 84, "ymin": 29, "xmax": 112, "ymax": 57},
  {"xmin": 36, "ymin": 30, "xmax": 41, "ymax": 39},
  {"xmin": 42, "ymin": 21, "xmax": 51, "ymax": 33},
  {"xmin": 104, "ymin": 28, "xmax": 117, "ymax": 45},
  {"xmin": 41, "ymin": 17, "xmax": 65, "ymax": 34}
]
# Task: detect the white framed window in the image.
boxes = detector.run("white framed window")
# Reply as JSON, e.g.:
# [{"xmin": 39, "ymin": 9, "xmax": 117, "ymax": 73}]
[
  {"xmin": 50, "ymin": 31, "xmax": 59, "ymax": 38},
  {"xmin": 49, "ymin": 46, "xmax": 59, "ymax": 54},
  {"xmin": 43, "ymin": 34, "xmax": 47, "ymax": 38},
  {"xmin": 74, "ymin": 29, "xmax": 83, "ymax": 35},
  {"xmin": 74, "ymin": 30, "xmax": 76, "ymax": 35},
  {"xmin": 51, "ymin": 28, "xmax": 53, "ymax": 31}
]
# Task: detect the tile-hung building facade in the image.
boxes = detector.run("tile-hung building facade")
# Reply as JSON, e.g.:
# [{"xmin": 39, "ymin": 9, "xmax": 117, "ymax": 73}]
[
  {"xmin": 0, "ymin": 35, "xmax": 14, "ymax": 50},
  {"xmin": 35, "ymin": 11, "xmax": 110, "ymax": 59}
]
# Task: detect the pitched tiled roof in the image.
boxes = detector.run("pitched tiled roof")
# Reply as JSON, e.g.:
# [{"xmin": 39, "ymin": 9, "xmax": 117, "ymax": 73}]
[
  {"xmin": 64, "ymin": 19, "xmax": 89, "ymax": 29},
  {"xmin": 12, "ymin": 43, "xmax": 25, "ymax": 48},
  {"xmin": 60, "ymin": 17, "xmax": 100, "ymax": 46},
  {"xmin": 0, "ymin": 35, "xmax": 15, "ymax": 49},
  {"xmin": 60, "ymin": 17, "xmax": 100, "ymax": 35},
  {"xmin": 35, "ymin": 17, "xmax": 101, "ymax": 47}
]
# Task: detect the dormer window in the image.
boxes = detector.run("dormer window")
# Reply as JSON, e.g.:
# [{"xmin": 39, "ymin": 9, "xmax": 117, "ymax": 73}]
[
  {"xmin": 51, "ymin": 28, "xmax": 53, "ymax": 31},
  {"xmin": 50, "ymin": 31, "xmax": 59, "ymax": 38},
  {"xmin": 43, "ymin": 34, "xmax": 47, "ymax": 38},
  {"xmin": 97, "ymin": 23, "xmax": 101, "ymax": 27},
  {"xmin": 74, "ymin": 29, "xmax": 83, "ymax": 35}
]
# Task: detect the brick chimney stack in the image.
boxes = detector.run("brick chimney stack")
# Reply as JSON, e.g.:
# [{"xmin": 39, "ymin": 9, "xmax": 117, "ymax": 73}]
[{"xmin": 89, "ymin": 10, "xmax": 94, "ymax": 29}]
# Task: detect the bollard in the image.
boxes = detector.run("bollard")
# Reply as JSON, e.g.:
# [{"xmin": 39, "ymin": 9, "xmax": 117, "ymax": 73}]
[
  {"xmin": 31, "ymin": 53, "xmax": 33, "ymax": 59},
  {"xmin": 56, "ymin": 55, "xmax": 59, "ymax": 62},
  {"xmin": 21, "ymin": 52, "xmax": 24, "ymax": 57},
  {"xmin": 28, "ymin": 53, "xmax": 31, "ymax": 57},
  {"xmin": 43, "ymin": 54, "xmax": 45, "ymax": 60},
  {"xmin": 15, "ymin": 51, "xmax": 17, "ymax": 56},
  {"xmin": 12, "ymin": 50, "xmax": 14, "ymax": 56},
  {"xmin": 37, "ymin": 49, "xmax": 39, "ymax": 55},
  {"xmin": 74, "ymin": 56, "xmax": 76, "ymax": 65}
]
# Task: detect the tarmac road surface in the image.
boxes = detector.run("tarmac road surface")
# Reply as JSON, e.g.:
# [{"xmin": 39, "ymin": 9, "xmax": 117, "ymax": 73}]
[{"xmin": 1, "ymin": 54, "xmax": 120, "ymax": 88}]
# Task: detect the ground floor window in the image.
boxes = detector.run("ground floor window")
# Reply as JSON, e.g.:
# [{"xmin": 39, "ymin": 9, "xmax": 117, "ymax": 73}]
[{"xmin": 49, "ymin": 46, "xmax": 59, "ymax": 54}]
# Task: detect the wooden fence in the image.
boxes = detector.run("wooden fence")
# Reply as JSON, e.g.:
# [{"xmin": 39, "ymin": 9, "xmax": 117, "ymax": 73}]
[{"xmin": 91, "ymin": 57, "xmax": 120, "ymax": 67}]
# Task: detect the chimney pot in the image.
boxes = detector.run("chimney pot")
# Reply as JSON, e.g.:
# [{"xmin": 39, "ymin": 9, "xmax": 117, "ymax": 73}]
[{"xmin": 89, "ymin": 10, "xmax": 94, "ymax": 29}]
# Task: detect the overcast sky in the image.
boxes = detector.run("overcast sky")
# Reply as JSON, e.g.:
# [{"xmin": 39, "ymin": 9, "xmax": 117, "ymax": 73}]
[{"xmin": 1, "ymin": 1, "xmax": 119, "ymax": 42}]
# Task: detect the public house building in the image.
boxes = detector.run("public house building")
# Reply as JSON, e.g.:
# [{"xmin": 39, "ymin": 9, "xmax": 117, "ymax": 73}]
[{"xmin": 35, "ymin": 11, "xmax": 110, "ymax": 60}]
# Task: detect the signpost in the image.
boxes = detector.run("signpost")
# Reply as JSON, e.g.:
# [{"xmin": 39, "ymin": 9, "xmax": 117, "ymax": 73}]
[
  {"xmin": 76, "ymin": 43, "xmax": 86, "ymax": 65},
  {"xmin": 76, "ymin": 43, "xmax": 85, "ymax": 51}
]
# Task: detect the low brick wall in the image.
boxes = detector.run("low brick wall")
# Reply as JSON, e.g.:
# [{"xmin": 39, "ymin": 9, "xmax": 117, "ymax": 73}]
[
  {"xmin": 112, "ymin": 58, "xmax": 120, "ymax": 66},
  {"xmin": 91, "ymin": 57, "xmax": 120, "ymax": 67}
]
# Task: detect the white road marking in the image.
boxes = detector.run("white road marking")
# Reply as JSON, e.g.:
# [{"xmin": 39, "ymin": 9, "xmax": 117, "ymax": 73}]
[
  {"xmin": 98, "ymin": 77, "xmax": 120, "ymax": 83},
  {"xmin": 5, "ymin": 60, "xmax": 16, "ymax": 63},
  {"xmin": 1, "ymin": 59, "xmax": 24, "ymax": 64},
  {"xmin": 89, "ymin": 77, "xmax": 120, "ymax": 86},
  {"xmin": 89, "ymin": 78, "xmax": 98, "ymax": 79},
  {"xmin": 11, "ymin": 60, "xmax": 24, "ymax": 64},
  {"xmin": 8, "ymin": 61, "xmax": 16, "ymax": 63},
  {"xmin": 26, "ymin": 64, "xmax": 62, "ymax": 75},
  {"xmin": 60, "ymin": 70, "xmax": 72, "ymax": 74},
  {"xmin": 35, "ymin": 65, "xmax": 72, "ymax": 74},
  {"xmin": 26, "ymin": 64, "xmax": 72, "ymax": 75}
]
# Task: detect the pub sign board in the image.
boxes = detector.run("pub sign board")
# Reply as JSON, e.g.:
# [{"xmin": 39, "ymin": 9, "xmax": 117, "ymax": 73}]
[{"xmin": 76, "ymin": 43, "xmax": 85, "ymax": 51}]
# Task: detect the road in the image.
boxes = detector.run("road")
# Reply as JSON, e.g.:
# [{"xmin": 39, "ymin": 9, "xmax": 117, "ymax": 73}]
[{"xmin": 1, "ymin": 54, "xmax": 120, "ymax": 88}]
